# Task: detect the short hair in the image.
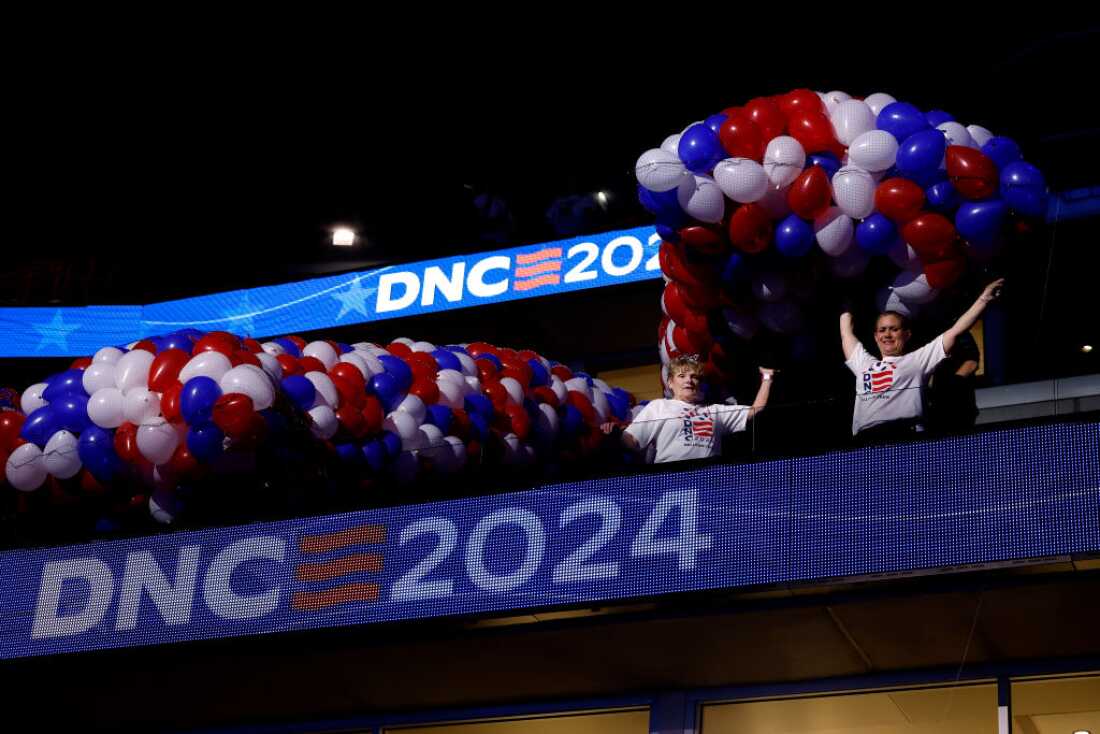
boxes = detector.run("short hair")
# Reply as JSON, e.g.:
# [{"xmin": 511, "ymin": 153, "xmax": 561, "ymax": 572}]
[
  {"xmin": 666, "ymin": 355, "xmax": 705, "ymax": 381},
  {"xmin": 876, "ymin": 310, "xmax": 911, "ymax": 331}
]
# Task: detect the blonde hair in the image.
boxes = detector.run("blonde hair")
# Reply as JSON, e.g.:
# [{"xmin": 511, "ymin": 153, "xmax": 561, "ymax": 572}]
[{"xmin": 666, "ymin": 355, "xmax": 705, "ymax": 381}]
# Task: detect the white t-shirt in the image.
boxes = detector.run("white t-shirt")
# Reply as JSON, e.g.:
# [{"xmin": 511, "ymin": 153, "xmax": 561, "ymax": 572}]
[
  {"xmin": 845, "ymin": 336, "xmax": 947, "ymax": 435},
  {"xmin": 624, "ymin": 399, "xmax": 750, "ymax": 464}
]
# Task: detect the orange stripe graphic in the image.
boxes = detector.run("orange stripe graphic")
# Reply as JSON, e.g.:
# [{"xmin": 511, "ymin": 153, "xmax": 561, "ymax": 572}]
[
  {"xmin": 299, "ymin": 524, "xmax": 386, "ymax": 554},
  {"xmin": 513, "ymin": 274, "xmax": 561, "ymax": 291},
  {"xmin": 295, "ymin": 553, "xmax": 384, "ymax": 582},
  {"xmin": 514, "ymin": 261, "xmax": 562, "ymax": 278},
  {"xmin": 515, "ymin": 248, "xmax": 563, "ymax": 265},
  {"xmin": 291, "ymin": 583, "xmax": 380, "ymax": 611}
]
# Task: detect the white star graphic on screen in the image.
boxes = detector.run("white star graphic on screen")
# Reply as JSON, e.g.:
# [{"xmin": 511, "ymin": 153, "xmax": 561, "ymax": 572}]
[
  {"xmin": 331, "ymin": 276, "xmax": 377, "ymax": 321},
  {"xmin": 34, "ymin": 310, "xmax": 82, "ymax": 352}
]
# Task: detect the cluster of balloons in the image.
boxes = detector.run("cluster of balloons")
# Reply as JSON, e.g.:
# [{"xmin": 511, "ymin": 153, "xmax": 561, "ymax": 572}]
[
  {"xmin": 2, "ymin": 330, "xmax": 637, "ymax": 528},
  {"xmin": 636, "ymin": 89, "xmax": 1046, "ymax": 380}
]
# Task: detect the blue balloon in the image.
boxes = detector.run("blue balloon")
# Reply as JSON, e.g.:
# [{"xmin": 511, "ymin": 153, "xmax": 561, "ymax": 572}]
[
  {"xmin": 187, "ymin": 422, "xmax": 225, "ymax": 462},
  {"xmin": 806, "ymin": 152, "xmax": 841, "ymax": 180},
  {"xmin": 527, "ymin": 359, "xmax": 550, "ymax": 388},
  {"xmin": 656, "ymin": 224, "xmax": 680, "ymax": 243},
  {"xmin": 721, "ymin": 251, "xmax": 747, "ymax": 289},
  {"xmin": 956, "ymin": 200, "xmax": 1008, "ymax": 245},
  {"xmin": 335, "ymin": 443, "xmax": 362, "ymax": 464},
  {"xmin": 638, "ymin": 185, "xmax": 688, "ymax": 228},
  {"xmin": 42, "ymin": 369, "xmax": 87, "ymax": 401},
  {"xmin": 561, "ymin": 405, "xmax": 584, "ymax": 437},
  {"xmin": 896, "ymin": 129, "xmax": 947, "ymax": 178},
  {"xmin": 775, "ymin": 214, "xmax": 815, "ymax": 258},
  {"xmin": 877, "ymin": 102, "xmax": 930, "ymax": 142},
  {"xmin": 464, "ymin": 394, "xmax": 494, "ymax": 420},
  {"xmin": 476, "ymin": 353, "xmax": 503, "ymax": 371},
  {"xmin": 378, "ymin": 355, "xmax": 412, "ymax": 391},
  {"xmin": 926, "ymin": 180, "xmax": 960, "ymax": 211},
  {"xmin": 468, "ymin": 413, "xmax": 490, "ymax": 442},
  {"xmin": 20, "ymin": 406, "xmax": 60, "ymax": 447},
  {"xmin": 161, "ymin": 332, "xmax": 195, "ymax": 352},
  {"xmin": 981, "ymin": 136, "xmax": 1022, "ymax": 170},
  {"xmin": 53, "ymin": 394, "xmax": 92, "ymax": 433},
  {"xmin": 432, "ymin": 349, "xmax": 463, "ymax": 372},
  {"xmin": 78, "ymin": 426, "xmax": 120, "ymax": 481},
  {"xmin": 574, "ymin": 371, "xmax": 595, "ymax": 386},
  {"xmin": 370, "ymin": 372, "xmax": 401, "ymax": 406},
  {"xmin": 925, "ymin": 109, "xmax": 954, "ymax": 127},
  {"xmin": 149, "ymin": 336, "xmax": 168, "ymax": 353},
  {"xmin": 444, "ymin": 344, "xmax": 469, "ymax": 355},
  {"xmin": 380, "ymin": 430, "xmax": 402, "ymax": 459},
  {"xmin": 1001, "ymin": 161, "xmax": 1048, "ymax": 217},
  {"xmin": 425, "ymin": 404, "xmax": 453, "ymax": 433},
  {"xmin": 362, "ymin": 440, "xmax": 387, "ymax": 471},
  {"xmin": 180, "ymin": 376, "xmax": 222, "ymax": 425},
  {"xmin": 678, "ymin": 123, "xmax": 723, "ymax": 174},
  {"xmin": 281, "ymin": 375, "xmax": 316, "ymax": 412},
  {"xmin": 705, "ymin": 112, "xmax": 728, "ymax": 133},
  {"xmin": 336, "ymin": 342, "xmax": 352, "ymax": 354},
  {"xmin": 856, "ymin": 214, "xmax": 898, "ymax": 255},
  {"xmin": 606, "ymin": 394, "xmax": 628, "ymax": 421},
  {"xmin": 273, "ymin": 338, "xmax": 302, "ymax": 358}
]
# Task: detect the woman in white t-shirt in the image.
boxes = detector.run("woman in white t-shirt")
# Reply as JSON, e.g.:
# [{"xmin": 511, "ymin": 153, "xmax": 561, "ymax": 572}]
[
  {"xmin": 603, "ymin": 355, "xmax": 775, "ymax": 464},
  {"xmin": 840, "ymin": 278, "xmax": 1004, "ymax": 443}
]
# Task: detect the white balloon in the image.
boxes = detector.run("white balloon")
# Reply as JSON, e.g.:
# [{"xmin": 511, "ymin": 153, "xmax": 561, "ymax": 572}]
[
  {"xmin": 847, "ymin": 130, "xmax": 898, "ymax": 172},
  {"xmin": 123, "ymin": 387, "xmax": 163, "ymax": 425},
  {"xmin": 436, "ymin": 368, "xmax": 467, "ymax": 387},
  {"xmin": 436, "ymin": 378, "xmax": 465, "ymax": 410},
  {"xmin": 455, "ymin": 352, "xmax": 478, "ymax": 377},
  {"xmin": 396, "ymin": 394, "xmax": 427, "ymax": 424},
  {"xmin": 891, "ymin": 271, "xmax": 939, "ymax": 304},
  {"xmin": 464, "ymin": 375, "xmax": 482, "ymax": 394},
  {"xmin": 150, "ymin": 494, "xmax": 177, "ymax": 525},
  {"xmin": 220, "ymin": 365, "xmax": 275, "ymax": 411},
  {"xmin": 831, "ymin": 245, "xmax": 871, "ymax": 278},
  {"xmin": 390, "ymin": 337, "xmax": 415, "ymax": 347},
  {"xmin": 660, "ymin": 133, "xmax": 682, "ymax": 156},
  {"xmin": 757, "ymin": 183, "xmax": 792, "ymax": 220},
  {"xmin": 832, "ymin": 166, "xmax": 878, "ymax": 219},
  {"xmin": 352, "ymin": 350, "xmax": 384, "ymax": 377},
  {"xmin": 677, "ymin": 175, "xmax": 725, "ymax": 224},
  {"xmin": 93, "ymin": 346, "xmax": 125, "ymax": 365},
  {"xmin": 878, "ymin": 287, "xmax": 919, "ymax": 318},
  {"xmin": 411, "ymin": 341, "xmax": 436, "ymax": 353},
  {"xmin": 535, "ymin": 402, "xmax": 559, "ymax": 438},
  {"xmin": 88, "ymin": 387, "xmax": 125, "ymax": 428},
  {"xmin": 417, "ymin": 423, "xmax": 447, "ymax": 456},
  {"xmin": 752, "ymin": 272, "xmax": 788, "ymax": 303},
  {"xmin": 307, "ymin": 405, "xmax": 338, "ymax": 440},
  {"xmin": 822, "ymin": 90, "xmax": 852, "ymax": 115},
  {"xmin": 888, "ymin": 238, "xmax": 922, "ymax": 270},
  {"xmin": 636, "ymin": 148, "xmax": 690, "ymax": 192},
  {"xmin": 814, "ymin": 207, "xmax": 855, "ymax": 256},
  {"xmin": 714, "ymin": 158, "xmax": 769, "ymax": 203},
  {"xmin": 442, "ymin": 436, "xmax": 466, "ymax": 471},
  {"xmin": 337, "ymin": 352, "xmax": 370, "ymax": 380},
  {"xmin": 43, "ymin": 430, "xmax": 82, "ymax": 479},
  {"xmin": 723, "ymin": 307, "xmax": 759, "ymax": 340},
  {"xmin": 178, "ymin": 351, "xmax": 232, "ymax": 385},
  {"xmin": 592, "ymin": 390, "xmax": 611, "ymax": 422},
  {"xmin": 967, "ymin": 124, "xmax": 995, "ymax": 148},
  {"xmin": 255, "ymin": 352, "xmax": 283, "ymax": 383},
  {"xmin": 937, "ymin": 121, "xmax": 973, "ymax": 149},
  {"xmin": 758, "ymin": 302, "xmax": 803, "ymax": 334},
  {"xmin": 831, "ymin": 100, "xmax": 877, "ymax": 146},
  {"xmin": 137, "ymin": 417, "xmax": 180, "ymax": 466},
  {"xmin": 550, "ymin": 376, "xmax": 568, "ymax": 404},
  {"xmin": 6, "ymin": 443, "xmax": 47, "ymax": 491},
  {"xmin": 302, "ymin": 341, "xmax": 338, "ymax": 370},
  {"xmin": 864, "ymin": 92, "xmax": 897, "ymax": 117},
  {"xmin": 260, "ymin": 341, "xmax": 285, "ymax": 357},
  {"xmin": 20, "ymin": 383, "xmax": 49, "ymax": 414},
  {"xmin": 113, "ymin": 349, "xmax": 156, "ymax": 393},
  {"xmin": 763, "ymin": 136, "xmax": 806, "ymax": 187},
  {"xmin": 564, "ymin": 377, "xmax": 591, "ymax": 400},
  {"xmin": 304, "ymin": 371, "xmax": 339, "ymax": 410},
  {"xmin": 385, "ymin": 411, "xmax": 424, "ymax": 451},
  {"xmin": 501, "ymin": 433, "xmax": 523, "ymax": 465},
  {"xmin": 499, "ymin": 377, "xmax": 524, "ymax": 405},
  {"xmin": 82, "ymin": 363, "xmax": 117, "ymax": 395},
  {"xmin": 593, "ymin": 378, "xmax": 612, "ymax": 395}
]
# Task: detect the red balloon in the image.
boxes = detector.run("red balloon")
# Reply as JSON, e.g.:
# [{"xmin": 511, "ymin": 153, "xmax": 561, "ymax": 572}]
[
  {"xmin": 169, "ymin": 443, "xmax": 198, "ymax": 476},
  {"xmin": 161, "ymin": 382, "xmax": 183, "ymax": 422},
  {"xmin": 924, "ymin": 257, "xmax": 967, "ymax": 289},
  {"xmin": 718, "ymin": 112, "xmax": 765, "ymax": 161},
  {"xmin": 466, "ymin": 342, "xmax": 498, "ymax": 359},
  {"xmin": 787, "ymin": 110, "xmax": 837, "ymax": 154},
  {"xmin": 744, "ymin": 96, "xmax": 785, "ymax": 141},
  {"xmin": 329, "ymin": 362, "xmax": 366, "ymax": 388},
  {"xmin": 298, "ymin": 356, "xmax": 326, "ymax": 374},
  {"xmin": 148, "ymin": 348, "xmax": 191, "ymax": 393},
  {"xmin": 516, "ymin": 349, "xmax": 540, "ymax": 363},
  {"xmin": 232, "ymin": 350, "xmax": 261, "ymax": 368},
  {"xmin": 500, "ymin": 366, "xmax": 530, "ymax": 388},
  {"xmin": 233, "ymin": 412, "xmax": 269, "ymax": 450},
  {"xmin": 79, "ymin": 469, "xmax": 107, "ymax": 495},
  {"xmin": 550, "ymin": 364, "xmax": 573, "ymax": 382},
  {"xmin": 0, "ymin": 411, "xmax": 26, "ymax": 451},
  {"xmin": 946, "ymin": 146, "xmax": 999, "ymax": 200},
  {"xmin": 409, "ymin": 378, "xmax": 440, "ymax": 405},
  {"xmin": 70, "ymin": 357, "xmax": 93, "ymax": 370},
  {"xmin": 727, "ymin": 203, "xmax": 773, "ymax": 254},
  {"xmin": 131, "ymin": 339, "xmax": 158, "ymax": 354},
  {"xmin": 500, "ymin": 357, "xmax": 533, "ymax": 386},
  {"xmin": 332, "ymin": 375, "xmax": 367, "ymax": 409},
  {"xmin": 286, "ymin": 335, "xmax": 307, "ymax": 350},
  {"xmin": 672, "ymin": 324, "xmax": 711, "ymax": 355},
  {"xmin": 662, "ymin": 282, "xmax": 692, "ymax": 325},
  {"xmin": 476, "ymin": 358, "xmax": 499, "ymax": 382},
  {"xmin": 242, "ymin": 338, "xmax": 264, "ymax": 353},
  {"xmin": 875, "ymin": 178, "xmax": 926, "ymax": 223},
  {"xmin": 787, "ymin": 166, "xmax": 832, "ymax": 219},
  {"xmin": 483, "ymin": 381, "xmax": 510, "ymax": 412},
  {"xmin": 451, "ymin": 409, "xmax": 472, "ymax": 440},
  {"xmin": 902, "ymin": 214, "xmax": 958, "ymax": 259},
  {"xmin": 362, "ymin": 396, "xmax": 385, "ymax": 435},
  {"xmin": 778, "ymin": 88, "xmax": 826, "ymax": 119},
  {"xmin": 211, "ymin": 393, "xmax": 255, "ymax": 439},
  {"xmin": 336, "ymin": 404, "xmax": 368, "ymax": 437},
  {"xmin": 659, "ymin": 241, "xmax": 714, "ymax": 290},
  {"xmin": 407, "ymin": 351, "xmax": 439, "ymax": 375},
  {"xmin": 386, "ymin": 341, "xmax": 413, "ymax": 358},
  {"xmin": 114, "ymin": 422, "xmax": 140, "ymax": 463},
  {"xmin": 532, "ymin": 386, "xmax": 560, "ymax": 407},
  {"xmin": 566, "ymin": 391, "xmax": 597, "ymax": 425},
  {"xmin": 276, "ymin": 354, "xmax": 303, "ymax": 377},
  {"xmin": 496, "ymin": 347, "xmax": 518, "ymax": 361},
  {"xmin": 193, "ymin": 332, "xmax": 239, "ymax": 356},
  {"xmin": 505, "ymin": 404, "xmax": 531, "ymax": 440},
  {"xmin": 679, "ymin": 225, "xmax": 728, "ymax": 256}
]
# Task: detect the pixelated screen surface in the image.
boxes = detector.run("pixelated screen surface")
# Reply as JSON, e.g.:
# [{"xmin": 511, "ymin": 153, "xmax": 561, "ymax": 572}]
[{"xmin": 1, "ymin": 420, "xmax": 1097, "ymax": 659}]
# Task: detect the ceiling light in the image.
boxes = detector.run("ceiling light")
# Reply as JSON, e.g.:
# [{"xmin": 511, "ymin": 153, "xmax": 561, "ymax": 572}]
[{"xmin": 331, "ymin": 227, "xmax": 357, "ymax": 247}]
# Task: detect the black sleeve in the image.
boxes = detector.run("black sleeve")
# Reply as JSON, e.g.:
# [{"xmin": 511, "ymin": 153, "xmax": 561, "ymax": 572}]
[{"xmin": 954, "ymin": 331, "xmax": 980, "ymax": 363}]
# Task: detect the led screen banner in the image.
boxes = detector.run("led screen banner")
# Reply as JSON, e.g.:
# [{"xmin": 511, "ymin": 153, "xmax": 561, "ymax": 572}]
[
  {"xmin": 0, "ymin": 227, "xmax": 662, "ymax": 358},
  {"xmin": 2, "ymin": 421, "xmax": 1097, "ymax": 659}
]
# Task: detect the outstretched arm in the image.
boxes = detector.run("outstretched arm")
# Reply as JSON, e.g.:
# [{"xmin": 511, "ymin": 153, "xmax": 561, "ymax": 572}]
[
  {"xmin": 943, "ymin": 279, "xmax": 1004, "ymax": 355},
  {"xmin": 747, "ymin": 367, "xmax": 775, "ymax": 418},
  {"xmin": 840, "ymin": 311, "xmax": 859, "ymax": 361}
]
